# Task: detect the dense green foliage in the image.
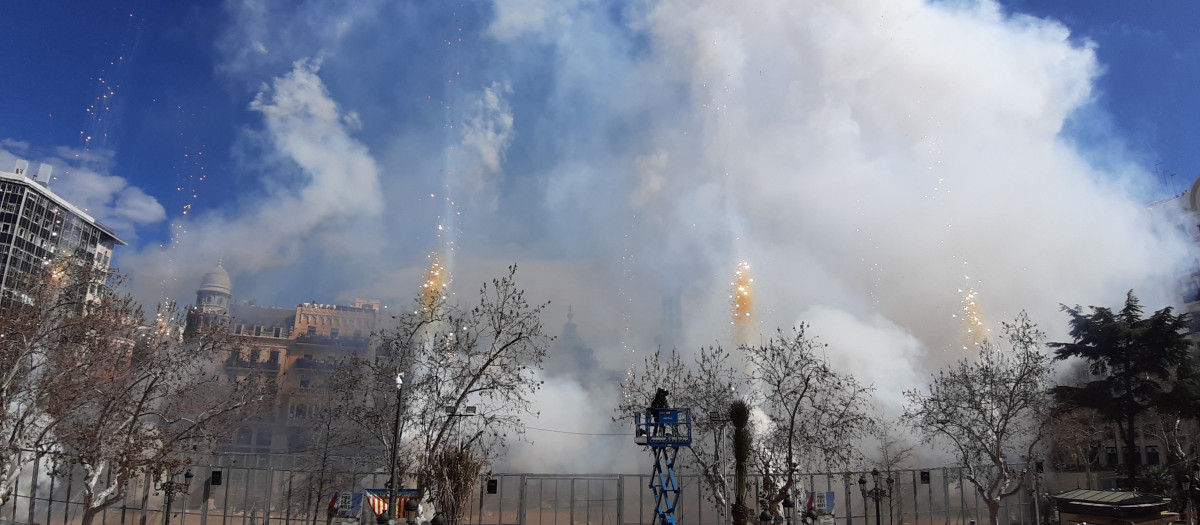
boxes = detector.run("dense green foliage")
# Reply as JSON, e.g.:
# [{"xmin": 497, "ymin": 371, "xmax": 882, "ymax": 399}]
[{"xmin": 1050, "ymin": 291, "xmax": 1195, "ymax": 490}]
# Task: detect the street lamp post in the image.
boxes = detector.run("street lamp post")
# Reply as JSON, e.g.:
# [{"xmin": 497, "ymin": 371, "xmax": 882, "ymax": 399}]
[
  {"xmin": 1193, "ymin": 464, "xmax": 1200, "ymax": 525},
  {"xmin": 445, "ymin": 405, "xmax": 479, "ymax": 448},
  {"xmin": 157, "ymin": 470, "xmax": 193, "ymax": 525},
  {"xmin": 858, "ymin": 469, "xmax": 892, "ymax": 525},
  {"xmin": 783, "ymin": 497, "xmax": 795, "ymax": 525},
  {"xmin": 1183, "ymin": 476, "xmax": 1192, "ymax": 525},
  {"xmin": 180, "ymin": 470, "xmax": 193, "ymax": 525},
  {"xmin": 387, "ymin": 372, "xmax": 405, "ymax": 523},
  {"xmin": 1184, "ymin": 464, "xmax": 1200, "ymax": 525}
]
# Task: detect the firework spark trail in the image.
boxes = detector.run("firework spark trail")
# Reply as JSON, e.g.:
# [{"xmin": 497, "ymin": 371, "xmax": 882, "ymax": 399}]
[
  {"xmin": 420, "ymin": 251, "xmax": 451, "ymax": 314},
  {"xmin": 730, "ymin": 260, "xmax": 755, "ymax": 346},
  {"xmin": 954, "ymin": 276, "xmax": 989, "ymax": 350}
]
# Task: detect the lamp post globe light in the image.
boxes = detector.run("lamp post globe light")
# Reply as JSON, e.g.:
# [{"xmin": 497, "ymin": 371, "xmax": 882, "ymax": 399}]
[
  {"xmin": 759, "ymin": 509, "xmax": 774, "ymax": 525},
  {"xmin": 858, "ymin": 469, "xmax": 892, "ymax": 525},
  {"xmin": 405, "ymin": 499, "xmax": 420, "ymax": 525}
]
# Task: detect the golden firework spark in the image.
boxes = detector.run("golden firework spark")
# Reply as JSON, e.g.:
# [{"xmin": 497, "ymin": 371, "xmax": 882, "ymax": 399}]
[
  {"xmin": 956, "ymin": 282, "xmax": 989, "ymax": 349},
  {"xmin": 420, "ymin": 251, "xmax": 451, "ymax": 313},
  {"xmin": 730, "ymin": 260, "xmax": 755, "ymax": 346}
]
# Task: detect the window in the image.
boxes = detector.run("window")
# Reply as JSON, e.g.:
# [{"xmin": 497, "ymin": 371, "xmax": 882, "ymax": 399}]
[
  {"xmin": 269, "ymin": 351, "xmax": 279, "ymax": 363},
  {"xmin": 235, "ymin": 428, "xmax": 252, "ymax": 446},
  {"xmin": 1147, "ymin": 446, "xmax": 1160, "ymax": 465},
  {"xmin": 256, "ymin": 430, "xmax": 273, "ymax": 447},
  {"xmin": 254, "ymin": 325, "xmax": 262, "ymax": 336},
  {"xmin": 330, "ymin": 328, "xmax": 339, "ymax": 338},
  {"xmin": 307, "ymin": 326, "xmax": 317, "ymax": 336},
  {"xmin": 288, "ymin": 431, "xmax": 306, "ymax": 452},
  {"xmin": 1106, "ymin": 447, "xmax": 1118, "ymax": 466},
  {"xmin": 235, "ymin": 324, "xmax": 244, "ymax": 335},
  {"xmin": 274, "ymin": 327, "xmax": 282, "ymax": 338},
  {"xmin": 1123, "ymin": 447, "xmax": 1141, "ymax": 467},
  {"xmin": 300, "ymin": 376, "xmax": 311, "ymax": 389}
]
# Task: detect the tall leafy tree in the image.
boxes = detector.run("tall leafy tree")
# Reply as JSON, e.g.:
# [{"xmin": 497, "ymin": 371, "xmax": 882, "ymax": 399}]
[
  {"xmin": 1050, "ymin": 291, "xmax": 1194, "ymax": 490},
  {"xmin": 903, "ymin": 313, "xmax": 1053, "ymax": 525}
]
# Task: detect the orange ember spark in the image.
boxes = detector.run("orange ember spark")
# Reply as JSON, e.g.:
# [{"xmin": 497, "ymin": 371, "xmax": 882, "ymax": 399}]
[
  {"xmin": 420, "ymin": 252, "xmax": 450, "ymax": 313},
  {"xmin": 959, "ymin": 286, "xmax": 988, "ymax": 348},
  {"xmin": 731, "ymin": 260, "xmax": 755, "ymax": 346}
]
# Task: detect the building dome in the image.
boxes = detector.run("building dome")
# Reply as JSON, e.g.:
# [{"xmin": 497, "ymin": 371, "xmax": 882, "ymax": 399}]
[{"xmin": 198, "ymin": 263, "xmax": 232, "ymax": 295}]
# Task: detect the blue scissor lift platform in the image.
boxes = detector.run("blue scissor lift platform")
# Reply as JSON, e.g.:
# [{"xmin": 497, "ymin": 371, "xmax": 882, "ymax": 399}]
[{"xmin": 634, "ymin": 408, "xmax": 692, "ymax": 525}]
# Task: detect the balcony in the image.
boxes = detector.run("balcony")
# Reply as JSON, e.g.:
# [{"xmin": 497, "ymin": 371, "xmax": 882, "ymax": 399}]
[
  {"xmin": 292, "ymin": 357, "xmax": 336, "ymax": 370},
  {"xmin": 293, "ymin": 333, "xmax": 371, "ymax": 348},
  {"xmin": 223, "ymin": 356, "xmax": 281, "ymax": 371}
]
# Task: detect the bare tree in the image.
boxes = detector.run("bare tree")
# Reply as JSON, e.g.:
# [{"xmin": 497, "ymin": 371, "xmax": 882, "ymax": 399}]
[
  {"xmin": 1042, "ymin": 405, "xmax": 1106, "ymax": 475},
  {"xmin": 746, "ymin": 327, "xmax": 877, "ymax": 517},
  {"xmin": 902, "ymin": 313, "xmax": 1053, "ymax": 525},
  {"xmin": 875, "ymin": 423, "xmax": 916, "ymax": 522},
  {"xmin": 345, "ymin": 265, "xmax": 551, "ymax": 521},
  {"xmin": 616, "ymin": 345, "xmax": 741, "ymax": 521},
  {"xmin": 46, "ymin": 294, "xmax": 275, "ymax": 525},
  {"xmin": 617, "ymin": 328, "xmax": 876, "ymax": 524},
  {"xmin": 289, "ymin": 360, "xmax": 378, "ymax": 525},
  {"xmin": 1145, "ymin": 411, "xmax": 1200, "ymax": 467},
  {"xmin": 0, "ymin": 260, "xmax": 98, "ymax": 506}
]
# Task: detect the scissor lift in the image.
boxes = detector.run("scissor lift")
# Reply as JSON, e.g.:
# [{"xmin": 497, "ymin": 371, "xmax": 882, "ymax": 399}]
[{"xmin": 634, "ymin": 408, "xmax": 692, "ymax": 525}]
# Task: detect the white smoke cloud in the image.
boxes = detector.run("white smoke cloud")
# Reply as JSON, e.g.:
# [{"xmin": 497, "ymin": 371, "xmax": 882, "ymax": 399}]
[
  {"xmin": 450, "ymin": 81, "xmax": 516, "ymax": 212},
  {"xmin": 501, "ymin": 377, "xmax": 638, "ymax": 474},
  {"xmin": 122, "ymin": 58, "xmax": 383, "ymax": 300},
  {"xmin": 112, "ymin": 0, "xmax": 1197, "ymax": 472},
  {"xmin": 800, "ymin": 306, "xmax": 926, "ymax": 417}
]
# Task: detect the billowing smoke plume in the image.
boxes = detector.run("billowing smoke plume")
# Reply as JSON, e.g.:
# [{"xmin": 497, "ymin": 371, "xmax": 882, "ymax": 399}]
[{"xmin": 109, "ymin": 0, "xmax": 1194, "ymax": 471}]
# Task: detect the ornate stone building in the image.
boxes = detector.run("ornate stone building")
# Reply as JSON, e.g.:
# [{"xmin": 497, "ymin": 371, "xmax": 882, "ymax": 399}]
[{"xmin": 185, "ymin": 263, "xmax": 380, "ymax": 456}]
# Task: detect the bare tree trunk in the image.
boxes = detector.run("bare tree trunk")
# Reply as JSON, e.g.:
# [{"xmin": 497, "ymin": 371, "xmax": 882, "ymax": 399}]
[
  {"xmin": 732, "ymin": 502, "xmax": 753, "ymax": 525},
  {"xmin": 83, "ymin": 505, "xmax": 105, "ymax": 525},
  {"xmin": 986, "ymin": 499, "xmax": 1001, "ymax": 525}
]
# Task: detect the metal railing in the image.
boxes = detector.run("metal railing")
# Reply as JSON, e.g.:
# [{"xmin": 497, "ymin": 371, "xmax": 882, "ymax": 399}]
[{"xmin": 1, "ymin": 452, "xmax": 1096, "ymax": 525}]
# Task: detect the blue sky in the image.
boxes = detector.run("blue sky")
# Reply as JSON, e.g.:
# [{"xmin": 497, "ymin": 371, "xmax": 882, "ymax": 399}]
[
  {"xmin": 1, "ymin": 0, "xmax": 1195, "ymax": 320},
  {"xmin": 3, "ymin": 3, "xmax": 1200, "ymax": 458},
  {"xmin": 997, "ymin": 1, "xmax": 1200, "ymax": 193},
  {"xmin": 4, "ymin": 2, "xmax": 1197, "ymax": 213}
]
